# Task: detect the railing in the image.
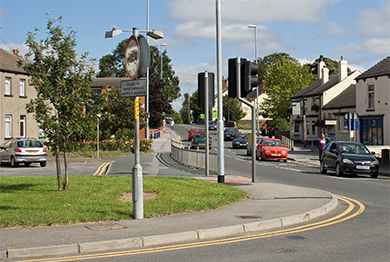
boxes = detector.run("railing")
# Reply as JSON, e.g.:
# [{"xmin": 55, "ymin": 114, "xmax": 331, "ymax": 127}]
[
  {"xmin": 275, "ymin": 134, "xmax": 295, "ymax": 150},
  {"xmin": 170, "ymin": 139, "xmax": 218, "ymax": 171}
]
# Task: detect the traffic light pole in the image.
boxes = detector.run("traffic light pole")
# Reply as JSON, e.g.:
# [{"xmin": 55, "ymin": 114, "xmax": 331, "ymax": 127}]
[
  {"xmin": 204, "ymin": 72, "xmax": 210, "ymax": 177},
  {"xmin": 235, "ymin": 57, "xmax": 256, "ymax": 183}
]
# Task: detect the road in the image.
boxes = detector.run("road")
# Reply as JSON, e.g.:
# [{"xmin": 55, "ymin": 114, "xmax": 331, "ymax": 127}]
[{"xmin": 7, "ymin": 124, "xmax": 390, "ymax": 261}]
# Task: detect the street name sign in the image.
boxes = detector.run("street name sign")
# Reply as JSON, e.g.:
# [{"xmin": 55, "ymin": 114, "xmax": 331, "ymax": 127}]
[{"xmin": 121, "ymin": 79, "xmax": 147, "ymax": 97}]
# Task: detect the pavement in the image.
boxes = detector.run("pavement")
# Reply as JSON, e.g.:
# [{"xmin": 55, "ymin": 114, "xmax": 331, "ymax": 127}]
[{"xmin": 1, "ymin": 127, "xmax": 387, "ymax": 260}]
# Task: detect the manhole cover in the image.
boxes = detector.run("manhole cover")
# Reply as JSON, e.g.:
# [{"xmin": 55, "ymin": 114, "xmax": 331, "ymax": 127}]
[
  {"xmin": 86, "ymin": 223, "xmax": 126, "ymax": 231},
  {"xmin": 237, "ymin": 215, "xmax": 262, "ymax": 219}
]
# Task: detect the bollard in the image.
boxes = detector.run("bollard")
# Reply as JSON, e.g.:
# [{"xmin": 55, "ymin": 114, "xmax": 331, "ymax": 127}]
[
  {"xmin": 158, "ymin": 130, "xmax": 160, "ymax": 138},
  {"xmin": 150, "ymin": 131, "xmax": 153, "ymax": 139}
]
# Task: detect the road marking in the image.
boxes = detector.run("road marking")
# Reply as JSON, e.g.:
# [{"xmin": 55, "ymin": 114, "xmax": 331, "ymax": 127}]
[
  {"xmin": 22, "ymin": 195, "xmax": 363, "ymax": 261},
  {"xmin": 92, "ymin": 162, "xmax": 111, "ymax": 176}
]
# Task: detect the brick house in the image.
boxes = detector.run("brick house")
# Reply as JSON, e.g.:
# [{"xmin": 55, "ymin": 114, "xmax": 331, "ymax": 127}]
[{"xmin": 0, "ymin": 48, "xmax": 40, "ymax": 145}]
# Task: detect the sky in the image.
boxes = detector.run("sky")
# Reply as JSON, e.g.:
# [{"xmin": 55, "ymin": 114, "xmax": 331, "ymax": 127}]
[{"xmin": 1, "ymin": 0, "xmax": 389, "ymax": 111}]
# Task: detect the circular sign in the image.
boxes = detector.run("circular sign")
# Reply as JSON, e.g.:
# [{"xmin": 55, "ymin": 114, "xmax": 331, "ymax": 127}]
[{"xmin": 125, "ymin": 35, "xmax": 140, "ymax": 80}]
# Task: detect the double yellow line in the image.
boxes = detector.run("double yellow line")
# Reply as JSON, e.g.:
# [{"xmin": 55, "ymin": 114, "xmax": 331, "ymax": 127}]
[
  {"xmin": 92, "ymin": 162, "xmax": 111, "ymax": 176},
  {"xmin": 22, "ymin": 195, "xmax": 364, "ymax": 262}
]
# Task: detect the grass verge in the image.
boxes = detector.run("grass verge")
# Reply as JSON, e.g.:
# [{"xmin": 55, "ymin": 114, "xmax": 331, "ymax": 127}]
[{"xmin": 0, "ymin": 176, "xmax": 247, "ymax": 228}]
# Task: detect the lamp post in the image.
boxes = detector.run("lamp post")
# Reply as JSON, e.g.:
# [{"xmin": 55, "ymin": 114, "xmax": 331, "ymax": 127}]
[
  {"xmin": 160, "ymin": 43, "xmax": 167, "ymax": 80},
  {"xmin": 97, "ymin": 113, "xmax": 101, "ymax": 159},
  {"xmin": 248, "ymin": 24, "xmax": 259, "ymax": 136}
]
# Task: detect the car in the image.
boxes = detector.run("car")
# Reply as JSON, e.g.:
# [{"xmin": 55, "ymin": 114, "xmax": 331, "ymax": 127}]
[
  {"xmin": 232, "ymin": 134, "xmax": 249, "ymax": 149},
  {"xmin": 256, "ymin": 138, "xmax": 288, "ymax": 162},
  {"xmin": 320, "ymin": 141, "xmax": 379, "ymax": 178},
  {"xmin": 188, "ymin": 127, "xmax": 204, "ymax": 141},
  {"xmin": 165, "ymin": 117, "xmax": 173, "ymax": 124},
  {"xmin": 191, "ymin": 133, "xmax": 212, "ymax": 149},
  {"xmin": 224, "ymin": 127, "xmax": 240, "ymax": 141},
  {"xmin": 209, "ymin": 121, "xmax": 217, "ymax": 130},
  {"xmin": 247, "ymin": 136, "xmax": 263, "ymax": 156},
  {"xmin": 0, "ymin": 137, "xmax": 47, "ymax": 167}
]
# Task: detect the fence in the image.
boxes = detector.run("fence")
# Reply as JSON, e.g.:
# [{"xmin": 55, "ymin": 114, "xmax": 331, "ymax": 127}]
[
  {"xmin": 275, "ymin": 133, "xmax": 295, "ymax": 150},
  {"xmin": 170, "ymin": 139, "xmax": 218, "ymax": 172}
]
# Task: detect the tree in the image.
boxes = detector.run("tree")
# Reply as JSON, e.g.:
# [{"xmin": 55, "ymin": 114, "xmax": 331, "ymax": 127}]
[
  {"xmin": 259, "ymin": 56, "xmax": 314, "ymax": 121},
  {"xmin": 257, "ymin": 52, "xmax": 292, "ymax": 83},
  {"xmin": 305, "ymin": 56, "xmax": 342, "ymax": 77},
  {"xmin": 20, "ymin": 16, "xmax": 95, "ymax": 190},
  {"xmin": 222, "ymin": 94, "xmax": 246, "ymax": 123}
]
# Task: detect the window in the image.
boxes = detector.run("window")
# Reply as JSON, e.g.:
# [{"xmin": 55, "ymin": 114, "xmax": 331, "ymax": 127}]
[
  {"xmin": 20, "ymin": 115, "xmax": 26, "ymax": 137},
  {"xmin": 5, "ymin": 77, "xmax": 11, "ymax": 95},
  {"xmin": 20, "ymin": 79, "xmax": 26, "ymax": 96},
  {"xmin": 5, "ymin": 115, "xmax": 12, "ymax": 138},
  {"xmin": 368, "ymin": 84, "xmax": 375, "ymax": 110},
  {"xmin": 294, "ymin": 122, "xmax": 300, "ymax": 134},
  {"xmin": 311, "ymin": 120, "xmax": 316, "ymax": 137}
]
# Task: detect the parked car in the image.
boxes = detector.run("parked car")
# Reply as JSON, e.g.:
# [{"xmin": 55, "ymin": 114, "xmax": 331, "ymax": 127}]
[
  {"xmin": 165, "ymin": 117, "xmax": 173, "ymax": 124},
  {"xmin": 0, "ymin": 138, "xmax": 47, "ymax": 167},
  {"xmin": 247, "ymin": 136, "xmax": 263, "ymax": 156},
  {"xmin": 191, "ymin": 133, "xmax": 212, "ymax": 149},
  {"xmin": 209, "ymin": 121, "xmax": 217, "ymax": 130},
  {"xmin": 188, "ymin": 127, "xmax": 204, "ymax": 141},
  {"xmin": 256, "ymin": 138, "xmax": 288, "ymax": 162},
  {"xmin": 224, "ymin": 127, "xmax": 240, "ymax": 141},
  {"xmin": 232, "ymin": 134, "xmax": 249, "ymax": 149},
  {"xmin": 320, "ymin": 141, "xmax": 379, "ymax": 178}
]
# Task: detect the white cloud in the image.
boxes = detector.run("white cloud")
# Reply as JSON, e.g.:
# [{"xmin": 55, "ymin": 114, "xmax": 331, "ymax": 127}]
[
  {"xmin": 358, "ymin": 1, "xmax": 390, "ymax": 38},
  {"xmin": 333, "ymin": 38, "xmax": 390, "ymax": 55},
  {"xmin": 0, "ymin": 7, "xmax": 8, "ymax": 18},
  {"xmin": 315, "ymin": 22, "xmax": 346, "ymax": 39}
]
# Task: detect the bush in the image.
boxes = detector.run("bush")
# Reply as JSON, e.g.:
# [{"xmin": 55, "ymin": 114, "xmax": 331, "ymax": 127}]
[{"xmin": 67, "ymin": 138, "xmax": 153, "ymax": 153}]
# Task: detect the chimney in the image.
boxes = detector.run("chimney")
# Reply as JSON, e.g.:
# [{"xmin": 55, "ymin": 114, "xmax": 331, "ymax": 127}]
[
  {"xmin": 322, "ymin": 67, "xmax": 329, "ymax": 84},
  {"xmin": 317, "ymin": 55, "xmax": 326, "ymax": 80},
  {"xmin": 339, "ymin": 56, "xmax": 347, "ymax": 82}
]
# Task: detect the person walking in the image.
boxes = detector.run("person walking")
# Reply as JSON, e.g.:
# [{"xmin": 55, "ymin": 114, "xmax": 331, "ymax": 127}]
[
  {"xmin": 170, "ymin": 119, "xmax": 175, "ymax": 130},
  {"xmin": 317, "ymin": 134, "xmax": 326, "ymax": 161}
]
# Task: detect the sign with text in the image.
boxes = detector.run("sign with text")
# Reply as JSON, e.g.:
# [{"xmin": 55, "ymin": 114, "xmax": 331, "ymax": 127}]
[{"xmin": 121, "ymin": 79, "xmax": 147, "ymax": 97}]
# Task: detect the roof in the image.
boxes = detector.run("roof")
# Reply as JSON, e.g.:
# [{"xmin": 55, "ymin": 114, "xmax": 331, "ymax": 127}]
[
  {"xmin": 247, "ymin": 87, "xmax": 264, "ymax": 99},
  {"xmin": 91, "ymin": 77, "xmax": 131, "ymax": 87},
  {"xmin": 356, "ymin": 56, "xmax": 390, "ymax": 81},
  {"xmin": 322, "ymin": 84, "xmax": 356, "ymax": 110},
  {"xmin": 0, "ymin": 48, "xmax": 28, "ymax": 75}
]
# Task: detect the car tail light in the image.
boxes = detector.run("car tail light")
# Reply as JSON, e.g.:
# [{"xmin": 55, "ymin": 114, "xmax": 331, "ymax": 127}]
[
  {"xmin": 43, "ymin": 148, "xmax": 47, "ymax": 152},
  {"xmin": 14, "ymin": 148, "xmax": 22, "ymax": 152}
]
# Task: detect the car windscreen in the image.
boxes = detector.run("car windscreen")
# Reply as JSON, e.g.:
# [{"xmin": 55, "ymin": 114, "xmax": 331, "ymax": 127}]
[
  {"xmin": 17, "ymin": 140, "xmax": 43, "ymax": 148},
  {"xmin": 263, "ymin": 140, "xmax": 283, "ymax": 147},
  {"xmin": 339, "ymin": 143, "xmax": 370, "ymax": 154}
]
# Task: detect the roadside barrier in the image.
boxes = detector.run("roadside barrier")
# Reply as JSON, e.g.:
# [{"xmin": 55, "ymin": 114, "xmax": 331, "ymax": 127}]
[{"xmin": 170, "ymin": 139, "xmax": 218, "ymax": 172}]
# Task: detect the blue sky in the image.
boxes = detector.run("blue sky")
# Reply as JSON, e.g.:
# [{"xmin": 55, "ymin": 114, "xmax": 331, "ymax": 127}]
[{"xmin": 1, "ymin": 0, "xmax": 389, "ymax": 111}]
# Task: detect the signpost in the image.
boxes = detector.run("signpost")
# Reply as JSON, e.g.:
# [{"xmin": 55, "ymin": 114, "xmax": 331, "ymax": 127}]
[{"xmin": 121, "ymin": 79, "xmax": 147, "ymax": 97}]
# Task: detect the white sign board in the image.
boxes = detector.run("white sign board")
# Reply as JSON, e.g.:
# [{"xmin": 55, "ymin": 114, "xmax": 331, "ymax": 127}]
[{"xmin": 121, "ymin": 79, "xmax": 147, "ymax": 97}]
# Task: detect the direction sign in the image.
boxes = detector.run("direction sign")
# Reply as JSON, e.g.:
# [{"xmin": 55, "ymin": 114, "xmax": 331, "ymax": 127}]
[{"xmin": 121, "ymin": 79, "xmax": 147, "ymax": 97}]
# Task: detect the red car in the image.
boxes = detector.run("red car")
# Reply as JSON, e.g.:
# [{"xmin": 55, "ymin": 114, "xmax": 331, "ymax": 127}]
[
  {"xmin": 256, "ymin": 138, "xmax": 288, "ymax": 162},
  {"xmin": 188, "ymin": 127, "xmax": 204, "ymax": 141}
]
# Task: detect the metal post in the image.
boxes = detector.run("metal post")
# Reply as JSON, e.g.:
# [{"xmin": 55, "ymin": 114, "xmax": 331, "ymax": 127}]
[
  {"xmin": 216, "ymin": 0, "xmax": 224, "ymax": 183},
  {"xmin": 97, "ymin": 114, "xmax": 101, "ymax": 159},
  {"xmin": 132, "ymin": 97, "xmax": 143, "ymax": 219},
  {"xmin": 204, "ymin": 72, "xmax": 209, "ymax": 177}
]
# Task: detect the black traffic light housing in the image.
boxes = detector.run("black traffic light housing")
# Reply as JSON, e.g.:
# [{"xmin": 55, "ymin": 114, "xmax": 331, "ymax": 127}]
[
  {"xmin": 228, "ymin": 58, "xmax": 259, "ymax": 98},
  {"xmin": 198, "ymin": 72, "xmax": 215, "ymax": 109}
]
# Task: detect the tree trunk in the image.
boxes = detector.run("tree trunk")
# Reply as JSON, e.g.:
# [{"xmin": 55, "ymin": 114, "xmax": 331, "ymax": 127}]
[
  {"xmin": 55, "ymin": 145, "xmax": 62, "ymax": 191},
  {"xmin": 63, "ymin": 142, "xmax": 69, "ymax": 190}
]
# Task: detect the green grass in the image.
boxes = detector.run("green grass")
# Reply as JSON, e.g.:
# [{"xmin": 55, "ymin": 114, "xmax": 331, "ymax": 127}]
[{"xmin": 0, "ymin": 176, "xmax": 247, "ymax": 228}]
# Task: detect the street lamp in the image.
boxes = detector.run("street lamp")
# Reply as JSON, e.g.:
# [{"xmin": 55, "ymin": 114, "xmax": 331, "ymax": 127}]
[
  {"xmin": 248, "ymin": 24, "xmax": 259, "ymax": 136},
  {"xmin": 160, "ymin": 43, "xmax": 167, "ymax": 80}
]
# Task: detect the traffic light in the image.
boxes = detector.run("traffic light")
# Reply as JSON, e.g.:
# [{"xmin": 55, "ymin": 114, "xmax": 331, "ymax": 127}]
[
  {"xmin": 228, "ymin": 58, "xmax": 247, "ymax": 98},
  {"xmin": 198, "ymin": 72, "xmax": 215, "ymax": 109},
  {"xmin": 241, "ymin": 61, "xmax": 259, "ymax": 97}
]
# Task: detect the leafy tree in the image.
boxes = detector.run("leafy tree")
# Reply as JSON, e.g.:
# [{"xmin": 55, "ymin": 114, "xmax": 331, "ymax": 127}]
[
  {"xmin": 259, "ymin": 56, "xmax": 314, "ymax": 121},
  {"xmin": 19, "ymin": 16, "xmax": 95, "ymax": 190},
  {"xmin": 305, "ymin": 56, "xmax": 341, "ymax": 77},
  {"xmin": 257, "ymin": 52, "xmax": 292, "ymax": 83},
  {"xmin": 222, "ymin": 94, "xmax": 246, "ymax": 123},
  {"xmin": 180, "ymin": 92, "xmax": 192, "ymax": 124}
]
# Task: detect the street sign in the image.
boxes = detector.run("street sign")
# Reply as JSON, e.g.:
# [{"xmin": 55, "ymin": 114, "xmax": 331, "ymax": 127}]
[
  {"xmin": 121, "ymin": 79, "xmax": 147, "ymax": 97},
  {"xmin": 125, "ymin": 35, "xmax": 140, "ymax": 80}
]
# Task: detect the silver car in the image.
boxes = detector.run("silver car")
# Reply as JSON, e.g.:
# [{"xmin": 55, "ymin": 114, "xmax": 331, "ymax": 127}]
[{"xmin": 0, "ymin": 138, "xmax": 47, "ymax": 167}]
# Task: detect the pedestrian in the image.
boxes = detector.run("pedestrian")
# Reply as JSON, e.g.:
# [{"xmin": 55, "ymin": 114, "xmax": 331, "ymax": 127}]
[
  {"xmin": 317, "ymin": 134, "xmax": 326, "ymax": 161},
  {"xmin": 170, "ymin": 119, "xmax": 175, "ymax": 130},
  {"xmin": 268, "ymin": 127, "xmax": 274, "ymax": 138}
]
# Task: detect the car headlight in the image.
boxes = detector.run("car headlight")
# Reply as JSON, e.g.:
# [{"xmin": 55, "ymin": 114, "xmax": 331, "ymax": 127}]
[
  {"xmin": 342, "ymin": 158, "xmax": 354, "ymax": 164},
  {"xmin": 371, "ymin": 160, "xmax": 379, "ymax": 166},
  {"xmin": 282, "ymin": 151, "xmax": 287, "ymax": 154},
  {"xmin": 265, "ymin": 150, "xmax": 270, "ymax": 153}
]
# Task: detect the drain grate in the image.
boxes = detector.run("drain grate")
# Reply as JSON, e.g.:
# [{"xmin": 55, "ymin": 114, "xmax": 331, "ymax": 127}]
[
  {"xmin": 285, "ymin": 235, "xmax": 306, "ymax": 240},
  {"xmin": 237, "ymin": 215, "xmax": 262, "ymax": 219}
]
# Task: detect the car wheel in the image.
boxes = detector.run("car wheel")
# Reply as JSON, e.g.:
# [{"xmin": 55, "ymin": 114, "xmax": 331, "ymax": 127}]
[
  {"xmin": 40, "ymin": 162, "xmax": 47, "ymax": 167},
  {"xmin": 335, "ymin": 163, "xmax": 343, "ymax": 177},
  {"xmin": 259, "ymin": 152, "xmax": 263, "ymax": 161},
  {"xmin": 11, "ymin": 157, "xmax": 18, "ymax": 167},
  {"xmin": 370, "ymin": 172, "xmax": 378, "ymax": 178},
  {"xmin": 320, "ymin": 161, "xmax": 327, "ymax": 174},
  {"xmin": 24, "ymin": 162, "xmax": 32, "ymax": 167},
  {"xmin": 283, "ymin": 159, "xmax": 287, "ymax": 162}
]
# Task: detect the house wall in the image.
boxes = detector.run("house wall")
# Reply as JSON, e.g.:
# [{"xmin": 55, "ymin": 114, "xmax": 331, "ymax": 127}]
[
  {"xmin": 322, "ymin": 71, "xmax": 360, "ymax": 105},
  {"xmin": 0, "ymin": 71, "xmax": 40, "ymax": 145},
  {"xmin": 356, "ymin": 75, "xmax": 390, "ymax": 145}
]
